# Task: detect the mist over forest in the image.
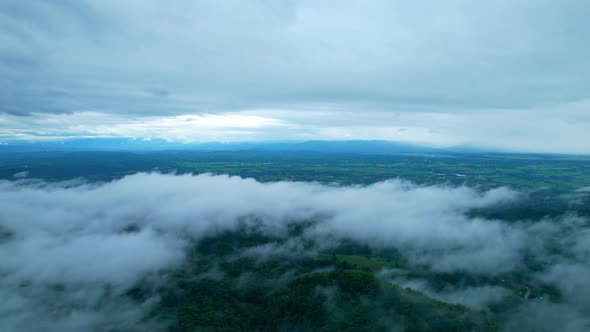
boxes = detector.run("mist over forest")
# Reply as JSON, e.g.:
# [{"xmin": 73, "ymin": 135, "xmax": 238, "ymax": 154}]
[{"xmin": 1, "ymin": 169, "xmax": 589, "ymax": 331}]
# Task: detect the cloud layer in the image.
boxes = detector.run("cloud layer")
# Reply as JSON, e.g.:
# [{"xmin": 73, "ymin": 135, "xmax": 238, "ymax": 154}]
[
  {"xmin": 1, "ymin": 173, "xmax": 589, "ymax": 330},
  {"xmin": 1, "ymin": 1, "xmax": 590, "ymax": 152}
]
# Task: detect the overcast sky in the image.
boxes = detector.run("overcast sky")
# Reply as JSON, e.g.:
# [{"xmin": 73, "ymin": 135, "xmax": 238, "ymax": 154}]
[{"xmin": 1, "ymin": 0, "xmax": 589, "ymax": 153}]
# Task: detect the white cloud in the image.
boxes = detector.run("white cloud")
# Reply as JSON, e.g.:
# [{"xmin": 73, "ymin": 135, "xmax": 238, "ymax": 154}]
[
  {"xmin": 1, "ymin": 173, "xmax": 589, "ymax": 330},
  {"xmin": 0, "ymin": 112, "xmax": 286, "ymax": 142},
  {"xmin": 2, "ymin": 99, "xmax": 590, "ymax": 153},
  {"xmin": 0, "ymin": 173, "xmax": 519, "ymax": 291}
]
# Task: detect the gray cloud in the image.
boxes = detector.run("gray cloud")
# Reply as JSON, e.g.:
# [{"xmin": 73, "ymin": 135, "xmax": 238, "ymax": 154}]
[
  {"xmin": 1, "ymin": 1, "xmax": 590, "ymax": 151},
  {"xmin": 143, "ymin": 87, "xmax": 170, "ymax": 98},
  {"xmin": 1, "ymin": 0, "xmax": 589, "ymax": 114}
]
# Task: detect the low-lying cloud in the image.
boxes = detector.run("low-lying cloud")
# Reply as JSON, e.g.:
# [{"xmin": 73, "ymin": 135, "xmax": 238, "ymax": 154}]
[{"xmin": 0, "ymin": 173, "xmax": 588, "ymax": 331}]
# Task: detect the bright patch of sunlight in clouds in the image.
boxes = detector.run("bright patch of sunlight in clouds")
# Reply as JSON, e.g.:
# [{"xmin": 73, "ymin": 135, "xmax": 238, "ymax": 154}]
[{"xmin": 0, "ymin": 112, "xmax": 286, "ymax": 142}]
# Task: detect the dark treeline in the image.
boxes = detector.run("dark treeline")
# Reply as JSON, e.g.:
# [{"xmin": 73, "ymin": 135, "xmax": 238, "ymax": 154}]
[{"xmin": 139, "ymin": 228, "xmax": 495, "ymax": 332}]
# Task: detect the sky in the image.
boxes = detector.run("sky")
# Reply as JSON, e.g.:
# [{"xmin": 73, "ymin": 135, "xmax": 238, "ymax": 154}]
[{"xmin": 1, "ymin": 0, "xmax": 590, "ymax": 153}]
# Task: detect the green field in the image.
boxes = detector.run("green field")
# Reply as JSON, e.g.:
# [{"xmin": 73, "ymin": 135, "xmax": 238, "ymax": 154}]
[{"xmin": 2, "ymin": 151, "xmax": 590, "ymax": 192}]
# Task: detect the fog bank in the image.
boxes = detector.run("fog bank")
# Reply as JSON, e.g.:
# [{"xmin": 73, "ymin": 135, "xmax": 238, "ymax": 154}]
[{"xmin": 0, "ymin": 173, "xmax": 588, "ymax": 331}]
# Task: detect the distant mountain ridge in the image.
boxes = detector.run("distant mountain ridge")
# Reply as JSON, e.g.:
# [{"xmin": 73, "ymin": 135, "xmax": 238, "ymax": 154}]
[{"xmin": 0, "ymin": 138, "xmax": 485, "ymax": 154}]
